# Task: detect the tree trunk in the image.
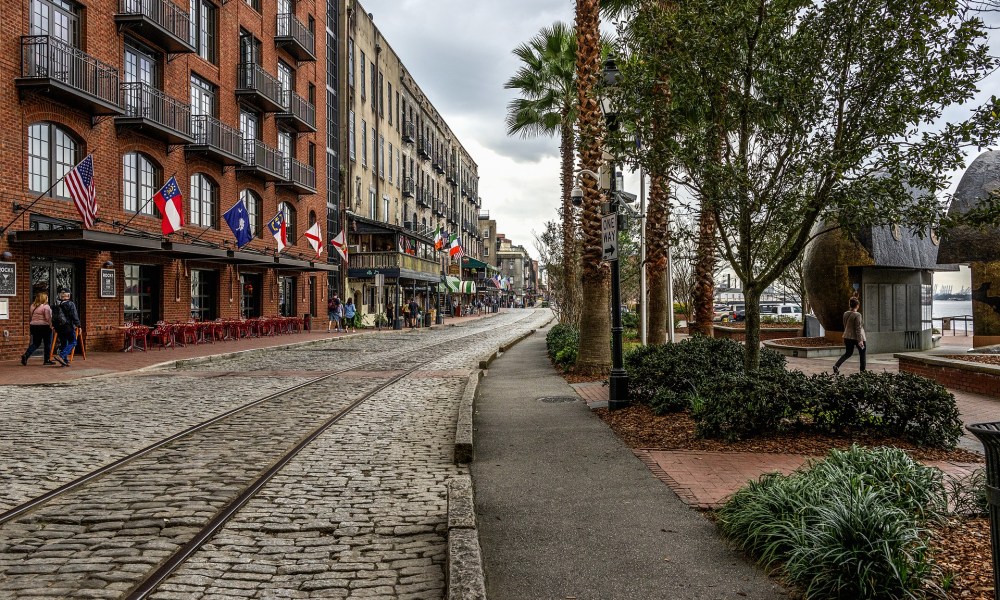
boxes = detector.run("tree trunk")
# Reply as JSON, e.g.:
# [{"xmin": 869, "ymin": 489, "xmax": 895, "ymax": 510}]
[
  {"xmin": 690, "ymin": 205, "xmax": 716, "ymax": 337},
  {"xmin": 645, "ymin": 174, "xmax": 669, "ymax": 344},
  {"xmin": 743, "ymin": 284, "xmax": 762, "ymax": 370},
  {"xmin": 573, "ymin": 0, "xmax": 610, "ymax": 374},
  {"xmin": 560, "ymin": 117, "xmax": 578, "ymax": 326}
]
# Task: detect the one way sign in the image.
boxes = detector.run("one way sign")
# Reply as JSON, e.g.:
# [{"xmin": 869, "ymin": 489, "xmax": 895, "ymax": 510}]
[{"xmin": 601, "ymin": 213, "xmax": 618, "ymax": 262}]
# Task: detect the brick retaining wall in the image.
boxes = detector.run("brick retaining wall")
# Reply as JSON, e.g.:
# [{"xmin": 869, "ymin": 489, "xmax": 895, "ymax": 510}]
[
  {"xmin": 713, "ymin": 326, "xmax": 801, "ymax": 342},
  {"xmin": 897, "ymin": 355, "xmax": 1000, "ymax": 398}
]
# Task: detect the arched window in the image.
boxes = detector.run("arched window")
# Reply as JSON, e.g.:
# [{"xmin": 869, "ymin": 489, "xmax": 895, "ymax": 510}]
[
  {"xmin": 240, "ymin": 189, "xmax": 261, "ymax": 236},
  {"xmin": 122, "ymin": 152, "xmax": 160, "ymax": 215},
  {"xmin": 28, "ymin": 122, "xmax": 80, "ymax": 199},
  {"xmin": 279, "ymin": 201, "xmax": 296, "ymax": 242},
  {"xmin": 190, "ymin": 173, "xmax": 218, "ymax": 228},
  {"xmin": 308, "ymin": 210, "xmax": 317, "ymax": 227}
]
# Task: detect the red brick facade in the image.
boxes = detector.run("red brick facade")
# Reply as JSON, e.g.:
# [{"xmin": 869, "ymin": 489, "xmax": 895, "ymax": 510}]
[
  {"xmin": 0, "ymin": 0, "xmax": 333, "ymax": 357},
  {"xmin": 898, "ymin": 355, "xmax": 1000, "ymax": 398}
]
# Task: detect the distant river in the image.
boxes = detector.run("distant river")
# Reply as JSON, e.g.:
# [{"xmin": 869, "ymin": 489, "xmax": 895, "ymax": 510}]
[{"xmin": 934, "ymin": 299, "xmax": 973, "ymax": 318}]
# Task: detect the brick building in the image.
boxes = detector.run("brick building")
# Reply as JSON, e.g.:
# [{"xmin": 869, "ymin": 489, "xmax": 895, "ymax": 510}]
[{"xmin": 1, "ymin": 0, "xmax": 339, "ymax": 357}]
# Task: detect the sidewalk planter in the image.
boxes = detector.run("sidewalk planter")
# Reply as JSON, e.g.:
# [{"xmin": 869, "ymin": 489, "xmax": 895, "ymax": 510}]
[
  {"xmin": 897, "ymin": 353, "xmax": 1000, "ymax": 399},
  {"xmin": 713, "ymin": 325, "xmax": 800, "ymax": 342},
  {"xmin": 763, "ymin": 338, "xmax": 844, "ymax": 358}
]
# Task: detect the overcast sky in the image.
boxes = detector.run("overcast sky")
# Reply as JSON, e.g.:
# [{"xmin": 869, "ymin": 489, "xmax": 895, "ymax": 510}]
[{"xmin": 359, "ymin": 1, "xmax": 997, "ymax": 291}]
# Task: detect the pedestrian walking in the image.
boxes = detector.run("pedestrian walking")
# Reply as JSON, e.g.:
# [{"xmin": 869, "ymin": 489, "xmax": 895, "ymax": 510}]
[
  {"xmin": 52, "ymin": 289, "xmax": 80, "ymax": 367},
  {"xmin": 833, "ymin": 296, "xmax": 866, "ymax": 374},
  {"xmin": 344, "ymin": 298, "xmax": 356, "ymax": 332},
  {"xmin": 408, "ymin": 298, "xmax": 419, "ymax": 328},
  {"xmin": 21, "ymin": 292, "xmax": 55, "ymax": 366}
]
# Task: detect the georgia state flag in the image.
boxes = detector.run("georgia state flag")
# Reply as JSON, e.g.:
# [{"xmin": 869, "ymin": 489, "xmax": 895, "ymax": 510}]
[{"xmin": 153, "ymin": 177, "xmax": 184, "ymax": 235}]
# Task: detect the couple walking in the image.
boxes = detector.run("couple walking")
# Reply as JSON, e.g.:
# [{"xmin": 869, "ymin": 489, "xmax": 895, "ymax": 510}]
[
  {"xmin": 327, "ymin": 295, "xmax": 356, "ymax": 333},
  {"xmin": 21, "ymin": 288, "xmax": 80, "ymax": 367}
]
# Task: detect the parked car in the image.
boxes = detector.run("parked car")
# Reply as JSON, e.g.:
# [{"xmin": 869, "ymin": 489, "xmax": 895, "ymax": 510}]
[
  {"xmin": 731, "ymin": 304, "xmax": 746, "ymax": 322},
  {"xmin": 713, "ymin": 305, "xmax": 731, "ymax": 322},
  {"xmin": 729, "ymin": 303, "xmax": 802, "ymax": 322}
]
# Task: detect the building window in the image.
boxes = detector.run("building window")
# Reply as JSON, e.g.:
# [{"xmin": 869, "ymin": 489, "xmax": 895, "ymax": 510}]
[
  {"xmin": 349, "ymin": 110, "xmax": 356, "ymax": 161},
  {"xmin": 28, "ymin": 122, "xmax": 79, "ymax": 199},
  {"xmin": 190, "ymin": 0, "xmax": 216, "ymax": 63},
  {"xmin": 347, "ymin": 38, "xmax": 354, "ymax": 88},
  {"xmin": 388, "ymin": 142, "xmax": 393, "ymax": 183},
  {"xmin": 387, "ymin": 83, "xmax": 393, "ymax": 125},
  {"xmin": 243, "ymin": 0, "xmax": 259, "ymax": 13},
  {"xmin": 359, "ymin": 50, "xmax": 366, "ymax": 99},
  {"xmin": 368, "ymin": 187, "xmax": 376, "ymax": 220},
  {"xmin": 190, "ymin": 74, "xmax": 216, "ymax": 116},
  {"xmin": 190, "ymin": 173, "xmax": 218, "ymax": 228},
  {"xmin": 360, "ymin": 119, "xmax": 367, "ymax": 167},
  {"xmin": 378, "ymin": 71, "xmax": 384, "ymax": 116},
  {"xmin": 122, "ymin": 152, "xmax": 160, "ymax": 216},
  {"xmin": 279, "ymin": 201, "xmax": 296, "ymax": 241},
  {"xmin": 379, "ymin": 134, "xmax": 385, "ymax": 179},
  {"xmin": 190, "ymin": 269, "xmax": 218, "ymax": 321},
  {"xmin": 372, "ymin": 126, "xmax": 377, "ymax": 173},
  {"xmin": 370, "ymin": 61, "xmax": 376, "ymax": 110},
  {"xmin": 240, "ymin": 189, "xmax": 261, "ymax": 236},
  {"xmin": 30, "ymin": 0, "xmax": 79, "ymax": 45}
]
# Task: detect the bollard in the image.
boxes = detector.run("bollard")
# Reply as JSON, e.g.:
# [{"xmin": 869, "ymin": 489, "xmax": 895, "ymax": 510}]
[{"xmin": 968, "ymin": 422, "xmax": 1000, "ymax": 600}]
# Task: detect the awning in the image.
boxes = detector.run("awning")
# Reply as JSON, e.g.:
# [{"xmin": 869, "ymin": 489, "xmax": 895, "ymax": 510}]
[
  {"xmin": 439, "ymin": 277, "xmax": 476, "ymax": 294},
  {"xmin": 9, "ymin": 228, "xmax": 162, "ymax": 251},
  {"xmin": 461, "ymin": 256, "xmax": 500, "ymax": 272}
]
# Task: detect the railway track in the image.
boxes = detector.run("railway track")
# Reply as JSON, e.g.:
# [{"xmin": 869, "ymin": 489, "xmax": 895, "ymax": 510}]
[{"xmin": 0, "ymin": 310, "xmax": 541, "ymax": 599}]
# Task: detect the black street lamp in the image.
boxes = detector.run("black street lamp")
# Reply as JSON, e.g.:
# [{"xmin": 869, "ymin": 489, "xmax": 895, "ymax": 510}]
[{"xmin": 600, "ymin": 56, "xmax": 630, "ymax": 411}]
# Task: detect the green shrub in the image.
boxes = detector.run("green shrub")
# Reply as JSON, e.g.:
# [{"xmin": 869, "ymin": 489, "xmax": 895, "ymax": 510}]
[
  {"xmin": 624, "ymin": 337, "xmax": 786, "ymax": 413},
  {"xmin": 621, "ymin": 310, "xmax": 640, "ymax": 329},
  {"xmin": 546, "ymin": 324, "xmax": 579, "ymax": 370},
  {"xmin": 947, "ymin": 468, "xmax": 988, "ymax": 517},
  {"xmin": 718, "ymin": 446, "xmax": 946, "ymax": 600},
  {"xmin": 691, "ymin": 369, "xmax": 812, "ymax": 441},
  {"xmin": 761, "ymin": 315, "xmax": 800, "ymax": 325}
]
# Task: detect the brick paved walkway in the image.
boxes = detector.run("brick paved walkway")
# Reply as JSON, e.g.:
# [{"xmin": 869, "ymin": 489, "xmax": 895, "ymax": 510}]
[{"xmin": 573, "ymin": 332, "xmax": 997, "ymax": 509}]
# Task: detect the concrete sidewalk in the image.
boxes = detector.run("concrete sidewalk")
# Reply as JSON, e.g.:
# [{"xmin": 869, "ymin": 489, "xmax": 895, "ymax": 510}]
[{"xmin": 471, "ymin": 327, "xmax": 787, "ymax": 599}]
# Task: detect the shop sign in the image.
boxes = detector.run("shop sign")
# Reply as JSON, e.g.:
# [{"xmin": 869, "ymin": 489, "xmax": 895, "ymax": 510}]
[
  {"xmin": 100, "ymin": 269, "xmax": 116, "ymax": 298},
  {"xmin": 0, "ymin": 262, "xmax": 15, "ymax": 297},
  {"xmin": 448, "ymin": 264, "xmax": 459, "ymax": 276}
]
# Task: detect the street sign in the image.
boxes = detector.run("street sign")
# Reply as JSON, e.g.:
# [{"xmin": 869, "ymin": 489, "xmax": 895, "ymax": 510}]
[{"xmin": 601, "ymin": 213, "xmax": 618, "ymax": 262}]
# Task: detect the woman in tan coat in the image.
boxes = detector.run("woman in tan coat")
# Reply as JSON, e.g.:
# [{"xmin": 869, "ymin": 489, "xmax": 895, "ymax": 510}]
[
  {"xmin": 833, "ymin": 296, "xmax": 866, "ymax": 374},
  {"xmin": 21, "ymin": 292, "xmax": 56, "ymax": 366}
]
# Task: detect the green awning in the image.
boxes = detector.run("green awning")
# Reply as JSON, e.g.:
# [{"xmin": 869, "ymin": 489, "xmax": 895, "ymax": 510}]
[
  {"xmin": 438, "ymin": 276, "xmax": 476, "ymax": 294},
  {"xmin": 462, "ymin": 256, "xmax": 500, "ymax": 272}
]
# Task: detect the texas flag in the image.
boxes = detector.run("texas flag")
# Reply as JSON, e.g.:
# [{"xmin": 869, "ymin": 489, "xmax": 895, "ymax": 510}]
[
  {"xmin": 152, "ymin": 176, "xmax": 184, "ymax": 235},
  {"xmin": 267, "ymin": 211, "xmax": 287, "ymax": 253},
  {"xmin": 304, "ymin": 222, "xmax": 323, "ymax": 257}
]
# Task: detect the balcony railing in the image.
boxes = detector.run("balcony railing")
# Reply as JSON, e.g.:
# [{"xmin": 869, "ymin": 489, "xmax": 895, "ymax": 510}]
[
  {"xmin": 277, "ymin": 156, "xmax": 317, "ymax": 194},
  {"xmin": 117, "ymin": 82, "xmax": 193, "ymax": 144},
  {"xmin": 402, "ymin": 178, "xmax": 415, "ymax": 198},
  {"xmin": 115, "ymin": 0, "xmax": 194, "ymax": 53},
  {"xmin": 17, "ymin": 36, "xmax": 123, "ymax": 115},
  {"xmin": 236, "ymin": 63, "xmax": 288, "ymax": 113},
  {"xmin": 350, "ymin": 251, "xmax": 439, "ymax": 277},
  {"xmin": 237, "ymin": 139, "xmax": 287, "ymax": 181},
  {"xmin": 417, "ymin": 138, "xmax": 431, "ymax": 159},
  {"xmin": 402, "ymin": 121, "xmax": 415, "ymax": 144},
  {"xmin": 188, "ymin": 115, "xmax": 245, "ymax": 165},
  {"xmin": 275, "ymin": 13, "xmax": 316, "ymax": 61},
  {"xmin": 277, "ymin": 89, "xmax": 316, "ymax": 132}
]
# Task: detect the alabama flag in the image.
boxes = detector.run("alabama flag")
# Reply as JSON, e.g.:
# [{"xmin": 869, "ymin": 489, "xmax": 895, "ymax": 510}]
[
  {"xmin": 330, "ymin": 229, "xmax": 348, "ymax": 262},
  {"xmin": 304, "ymin": 222, "xmax": 323, "ymax": 257},
  {"xmin": 152, "ymin": 176, "xmax": 183, "ymax": 235}
]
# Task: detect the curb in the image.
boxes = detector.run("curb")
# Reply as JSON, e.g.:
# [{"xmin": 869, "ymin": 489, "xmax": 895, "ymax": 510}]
[
  {"xmin": 454, "ymin": 370, "xmax": 482, "ymax": 465},
  {"xmin": 447, "ymin": 475, "xmax": 487, "ymax": 599}
]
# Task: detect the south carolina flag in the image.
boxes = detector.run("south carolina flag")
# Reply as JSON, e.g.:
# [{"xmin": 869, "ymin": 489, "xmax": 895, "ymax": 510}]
[
  {"xmin": 304, "ymin": 222, "xmax": 323, "ymax": 257},
  {"xmin": 267, "ymin": 211, "xmax": 287, "ymax": 253},
  {"xmin": 152, "ymin": 176, "xmax": 183, "ymax": 235}
]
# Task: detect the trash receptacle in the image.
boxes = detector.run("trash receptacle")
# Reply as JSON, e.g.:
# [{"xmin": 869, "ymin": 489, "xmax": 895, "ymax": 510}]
[
  {"xmin": 303, "ymin": 313, "xmax": 311, "ymax": 332},
  {"xmin": 942, "ymin": 317, "xmax": 952, "ymax": 331},
  {"xmin": 425, "ymin": 311, "xmax": 433, "ymax": 327},
  {"xmin": 967, "ymin": 422, "xmax": 1000, "ymax": 596}
]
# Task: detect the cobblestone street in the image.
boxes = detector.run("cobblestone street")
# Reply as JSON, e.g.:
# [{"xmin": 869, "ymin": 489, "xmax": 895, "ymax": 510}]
[{"xmin": 0, "ymin": 309, "xmax": 552, "ymax": 599}]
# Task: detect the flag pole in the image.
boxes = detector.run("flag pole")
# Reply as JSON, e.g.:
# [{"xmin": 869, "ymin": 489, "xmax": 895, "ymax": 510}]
[
  {"xmin": 0, "ymin": 154, "xmax": 92, "ymax": 235},
  {"xmin": 118, "ymin": 172, "xmax": 178, "ymax": 234}
]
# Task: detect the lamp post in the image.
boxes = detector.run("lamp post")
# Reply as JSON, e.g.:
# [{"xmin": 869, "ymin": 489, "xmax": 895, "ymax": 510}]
[{"xmin": 600, "ymin": 56, "xmax": 629, "ymax": 411}]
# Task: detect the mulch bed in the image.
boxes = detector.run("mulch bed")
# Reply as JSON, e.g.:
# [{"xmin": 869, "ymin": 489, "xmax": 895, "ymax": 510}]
[
  {"xmin": 569, "ymin": 371, "xmax": 991, "ymax": 598},
  {"xmin": 768, "ymin": 337, "xmax": 843, "ymax": 348},
  {"xmin": 944, "ymin": 355, "xmax": 1000, "ymax": 366}
]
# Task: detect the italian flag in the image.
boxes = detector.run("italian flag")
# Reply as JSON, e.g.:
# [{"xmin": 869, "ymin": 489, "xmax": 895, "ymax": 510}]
[
  {"xmin": 448, "ymin": 233, "xmax": 463, "ymax": 257},
  {"xmin": 434, "ymin": 226, "xmax": 443, "ymax": 250}
]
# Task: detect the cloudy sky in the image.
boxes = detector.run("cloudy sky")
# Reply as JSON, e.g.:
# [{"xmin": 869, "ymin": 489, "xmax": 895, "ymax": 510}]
[{"xmin": 359, "ymin": 1, "xmax": 996, "ymax": 291}]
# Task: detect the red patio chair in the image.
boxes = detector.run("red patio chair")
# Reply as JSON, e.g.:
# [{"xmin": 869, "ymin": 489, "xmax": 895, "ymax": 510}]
[{"xmin": 149, "ymin": 322, "xmax": 172, "ymax": 349}]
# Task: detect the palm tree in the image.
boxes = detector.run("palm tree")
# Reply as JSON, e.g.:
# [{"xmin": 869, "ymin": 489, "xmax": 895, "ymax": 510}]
[
  {"xmin": 505, "ymin": 23, "xmax": 580, "ymax": 325},
  {"xmin": 574, "ymin": 0, "xmax": 611, "ymax": 373}
]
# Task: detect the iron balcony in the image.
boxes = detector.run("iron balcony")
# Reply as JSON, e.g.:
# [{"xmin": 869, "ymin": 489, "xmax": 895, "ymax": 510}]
[
  {"xmin": 237, "ymin": 139, "xmax": 287, "ymax": 181},
  {"xmin": 236, "ymin": 63, "xmax": 288, "ymax": 113},
  {"xmin": 115, "ymin": 0, "xmax": 195, "ymax": 54},
  {"xmin": 187, "ymin": 115, "xmax": 246, "ymax": 165},
  {"xmin": 117, "ymin": 82, "xmax": 194, "ymax": 144},
  {"xmin": 276, "ymin": 156, "xmax": 317, "ymax": 194},
  {"xmin": 17, "ymin": 36, "xmax": 123, "ymax": 115},
  {"xmin": 276, "ymin": 89, "xmax": 316, "ymax": 132},
  {"xmin": 275, "ymin": 13, "xmax": 316, "ymax": 62},
  {"xmin": 417, "ymin": 138, "xmax": 431, "ymax": 160},
  {"xmin": 402, "ymin": 120, "xmax": 415, "ymax": 144},
  {"xmin": 402, "ymin": 178, "xmax": 415, "ymax": 198}
]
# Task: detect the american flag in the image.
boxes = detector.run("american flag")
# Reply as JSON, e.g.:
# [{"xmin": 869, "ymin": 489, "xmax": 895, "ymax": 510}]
[{"xmin": 66, "ymin": 155, "xmax": 97, "ymax": 229}]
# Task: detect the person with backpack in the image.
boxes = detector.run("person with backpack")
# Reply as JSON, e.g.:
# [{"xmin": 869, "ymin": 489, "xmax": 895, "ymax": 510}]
[
  {"xmin": 344, "ymin": 298, "xmax": 357, "ymax": 332},
  {"xmin": 21, "ymin": 291, "xmax": 56, "ymax": 366},
  {"xmin": 52, "ymin": 288, "xmax": 80, "ymax": 367},
  {"xmin": 327, "ymin": 295, "xmax": 342, "ymax": 333}
]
